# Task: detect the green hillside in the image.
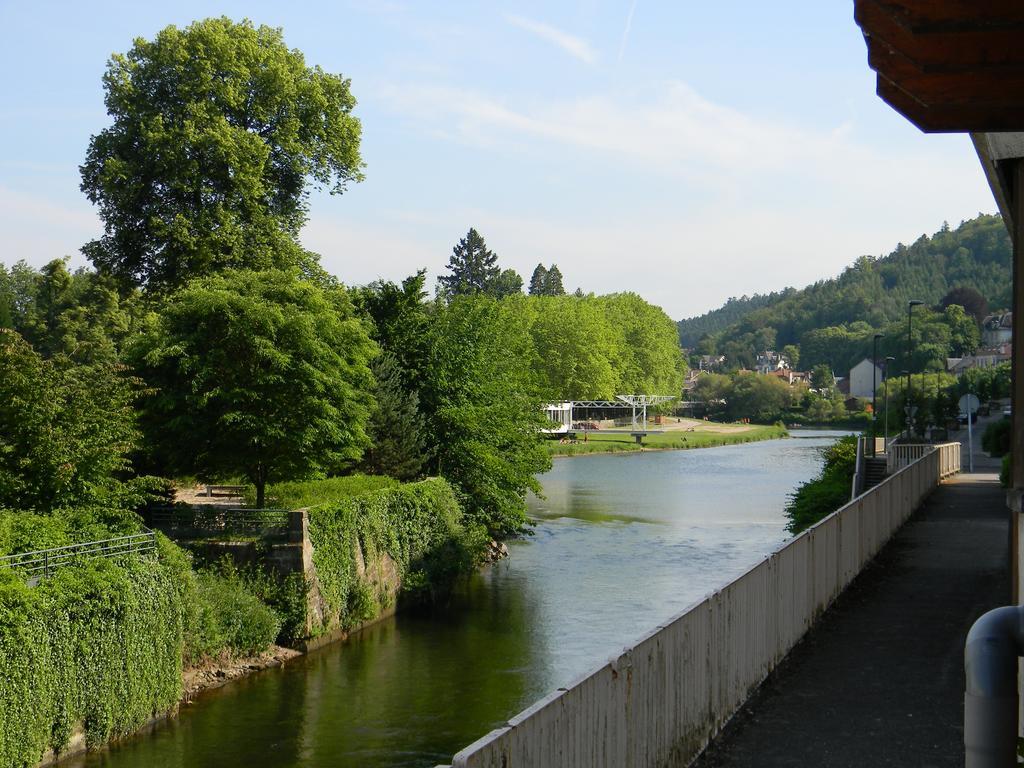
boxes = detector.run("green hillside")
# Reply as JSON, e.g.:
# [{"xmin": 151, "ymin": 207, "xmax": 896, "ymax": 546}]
[
  {"xmin": 677, "ymin": 290, "xmax": 795, "ymax": 347},
  {"xmin": 684, "ymin": 214, "xmax": 1010, "ymax": 373}
]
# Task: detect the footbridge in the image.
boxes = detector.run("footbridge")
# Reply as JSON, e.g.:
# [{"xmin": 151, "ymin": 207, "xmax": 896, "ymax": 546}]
[{"xmin": 435, "ymin": 442, "xmax": 962, "ymax": 768}]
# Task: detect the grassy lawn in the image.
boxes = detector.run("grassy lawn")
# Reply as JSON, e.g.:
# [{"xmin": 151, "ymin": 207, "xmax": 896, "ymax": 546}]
[
  {"xmin": 243, "ymin": 475, "xmax": 399, "ymax": 509},
  {"xmin": 546, "ymin": 423, "xmax": 787, "ymax": 457}
]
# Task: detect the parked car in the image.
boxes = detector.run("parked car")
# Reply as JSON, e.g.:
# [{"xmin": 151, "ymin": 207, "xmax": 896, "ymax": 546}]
[{"xmin": 1003, "ymin": 405, "xmax": 1013, "ymax": 418}]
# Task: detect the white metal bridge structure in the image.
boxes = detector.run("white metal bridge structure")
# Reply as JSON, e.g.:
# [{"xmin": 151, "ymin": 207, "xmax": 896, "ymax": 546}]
[{"xmin": 543, "ymin": 395, "xmax": 677, "ymax": 441}]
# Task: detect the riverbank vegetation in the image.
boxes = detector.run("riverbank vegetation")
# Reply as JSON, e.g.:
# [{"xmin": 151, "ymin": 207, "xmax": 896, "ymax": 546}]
[
  {"xmin": 305, "ymin": 478, "xmax": 483, "ymax": 636},
  {"xmin": 785, "ymin": 436, "xmax": 857, "ymax": 534},
  {"xmin": 548, "ymin": 423, "xmax": 787, "ymax": 456}
]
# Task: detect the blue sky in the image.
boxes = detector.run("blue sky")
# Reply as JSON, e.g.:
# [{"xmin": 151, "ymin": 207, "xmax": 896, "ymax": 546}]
[{"xmin": 0, "ymin": 1, "xmax": 996, "ymax": 319}]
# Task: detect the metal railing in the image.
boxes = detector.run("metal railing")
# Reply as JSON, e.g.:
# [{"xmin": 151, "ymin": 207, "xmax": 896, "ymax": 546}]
[
  {"xmin": 145, "ymin": 506, "xmax": 290, "ymax": 540},
  {"xmin": 0, "ymin": 530, "xmax": 158, "ymax": 582}
]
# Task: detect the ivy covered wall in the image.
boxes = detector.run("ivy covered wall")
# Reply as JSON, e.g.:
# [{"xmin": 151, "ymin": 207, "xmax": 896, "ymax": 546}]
[{"xmin": 306, "ymin": 477, "xmax": 483, "ymax": 635}]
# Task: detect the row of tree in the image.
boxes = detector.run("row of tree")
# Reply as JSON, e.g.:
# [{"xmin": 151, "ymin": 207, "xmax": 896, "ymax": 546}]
[{"xmin": 437, "ymin": 227, "xmax": 570, "ymax": 298}]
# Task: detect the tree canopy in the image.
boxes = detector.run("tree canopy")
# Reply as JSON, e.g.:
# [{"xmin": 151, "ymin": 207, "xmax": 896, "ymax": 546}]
[
  {"xmin": 0, "ymin": 329, "xmax": 139, "ymax": 511},
  {"xmin": 130, "ymin": 269, "xmax": 376, "ymax": 506},
  {"xmin": 421, "ymin": 296, "xmax": 550, "ymax": 536},
  {"xmin": 80, "ymin": 17, "xmax": 364, "ymax": 291},
  {"xmin": 679, "ymin": 214, "xmax": 1010, "ymax": 372}
]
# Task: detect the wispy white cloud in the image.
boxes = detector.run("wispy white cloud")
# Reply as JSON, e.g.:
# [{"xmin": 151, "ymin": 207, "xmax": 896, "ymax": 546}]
[
  {"xmin": 0, "ymin": 186, "xmax": 98, "ymax": 267},
  {"xmin": 617, "ymin": 0, "xmax": 638, "ymax": 64},
  {"xmin": 381, "ymin": 80, "xmax": 852, "ymax": 180},
  {"xmin": 503, "ymin": 13, "xmax": 598, "ymax": 65},
  {"xmin": 374, "ymin": 79, "xmax": 992, "ymax": 316}
]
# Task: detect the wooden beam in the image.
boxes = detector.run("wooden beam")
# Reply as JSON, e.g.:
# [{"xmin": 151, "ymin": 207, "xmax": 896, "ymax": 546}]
[
  {"xmin": 857, "ymin": 0, "xmax": 1024, "ymax": 73},
  {"xmin": 876, "ymin": 79, "xmax": 1024, "ymax": 132},
  {"xmin": 1012, "ymin": 159, "xmax": 1024, "ymax": 604},
  {"xmin": 876, "ymin": 0, "xmax": 1024, "ymax": 32},
  {"xmin": 868, "ymin": 44, "xmax": 1024, "ymax": 106},
  {"xmin": 1013, "ymin": 161, "xmax": 1024, "ymax": 491}
]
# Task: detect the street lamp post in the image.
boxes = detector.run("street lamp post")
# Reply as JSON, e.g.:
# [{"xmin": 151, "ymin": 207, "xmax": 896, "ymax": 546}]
[
  {"xmin": 872, "ymin": 333, "xmax": 883, "ymax": 456},
  {"xmin": 884, "ymin": 356, "xmax": 896, "ymax": 448},
  {"xmin": 906, "ymin": 300, "xmax": 924, "ymax": 439}
]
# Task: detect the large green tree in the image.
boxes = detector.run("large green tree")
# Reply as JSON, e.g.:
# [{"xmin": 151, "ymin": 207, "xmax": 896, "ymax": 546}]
[
  {"xmin": 0, "ymin": 330, "xmax": 139, "ymax": 511},
  {"xmin": 80, "ymin": 17, "xmax": 364, "ymax": 291},
  {"xmin": 361, "ymin": 351, "xmax": 428, "ymax": 481},
  {"xmin": 421, "ymin": 296, "xmax": 550, "ymax": 536},
  {"xmin": 130, "ymin": 269, "xmax": 376, "ymax": 506},
  {"xmin": 437, "ymin": 229, "xmax": 501, "ymax": 298}
]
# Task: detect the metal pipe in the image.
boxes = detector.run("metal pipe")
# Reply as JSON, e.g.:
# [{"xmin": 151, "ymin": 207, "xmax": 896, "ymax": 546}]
[
  {"xmin": 907, "ymin": 300, "xmax": 923, "ymax": 438},
  {"xmin": 965, "ymin": 604, "xmax": 1024, "ymax": 767},
  {"xmin": 872, "ymin": 333, "xmax": 883, "ymax": 456}
]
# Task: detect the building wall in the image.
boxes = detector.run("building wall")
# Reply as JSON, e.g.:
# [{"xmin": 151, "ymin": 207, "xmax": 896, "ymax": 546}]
[{"xmin": 849, "ymin": 359, "xmax": 882, "ymax": 400}]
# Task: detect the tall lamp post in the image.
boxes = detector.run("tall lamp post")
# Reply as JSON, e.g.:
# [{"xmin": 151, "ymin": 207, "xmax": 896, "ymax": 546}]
[
  {"xmin": 872, "ymin": 333, "xmax": 883, "ymax": 455},
  {"xmin": 906, "ymin": 300, "xmax": 924, "ymax": 438},
  {"xmin": 883, "ymin": 356, "xmax": 896, "ymax": 447}
]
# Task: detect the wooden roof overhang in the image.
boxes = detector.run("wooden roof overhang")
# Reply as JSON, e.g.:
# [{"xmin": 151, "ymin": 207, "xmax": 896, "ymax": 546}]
[
  {"xmin": 854, "ymin": 0, "xmax": 1024, "ymax": 133},
  {"xmin": 856, "ymin": 1, "xmax": 1024, "ymax": 229}
]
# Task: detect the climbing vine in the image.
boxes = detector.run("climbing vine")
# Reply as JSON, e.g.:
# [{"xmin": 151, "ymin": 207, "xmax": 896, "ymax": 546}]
[
  {"xmin": 0, "ymin": 558, "xmax": 183, "ymax": 768},
  {"xmin": 306, "ymin": 478, "xmax": 485, "ymax": 634}
]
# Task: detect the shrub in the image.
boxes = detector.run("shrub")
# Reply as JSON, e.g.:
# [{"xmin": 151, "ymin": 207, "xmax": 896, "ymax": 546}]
[
  {"xmin": 982, "ymin": 418, "xmax": 1011, "ymax": 457},
  {"xmin": 1001, "ymin": 454, "xmax": 1011, "ymax": 488},
  {"xmin": 785, "ymin": 436, "xmax": 857, "ymax": 534},
  {"xmin": 189, "ymin": 565, "xmax": 281, "ymax": 660}
]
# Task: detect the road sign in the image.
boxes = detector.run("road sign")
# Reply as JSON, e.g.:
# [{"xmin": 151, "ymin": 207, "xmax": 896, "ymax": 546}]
[
  {"xmin": 958, "ymin": 393, "xmax": 980, "ymax": 416},
  {"xmin": 958, "ymin": 393, "xmax": 979, "ymax": 473}
]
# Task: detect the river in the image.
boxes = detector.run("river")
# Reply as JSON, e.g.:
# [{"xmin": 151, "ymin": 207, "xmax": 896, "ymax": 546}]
[{"xmin": 76, "ymin": 430, "xmax": 850, "ymax": 768}]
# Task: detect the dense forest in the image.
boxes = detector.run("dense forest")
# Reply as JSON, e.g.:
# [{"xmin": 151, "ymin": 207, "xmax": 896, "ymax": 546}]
[
  {"xmin": 679, "ymin": 214, "xmax": 1011, "ymax": 373},
  {"xmin": 676, "ymin": 290, "xmax": 795, "ymax": 348}
]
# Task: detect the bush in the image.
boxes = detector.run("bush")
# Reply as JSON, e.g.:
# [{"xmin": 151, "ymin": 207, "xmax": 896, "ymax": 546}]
[
  {"xmin": 244, "ymin": 474, "xmax": 398, "ymax": 510},
  {"xmin": 785, "ymin": 436, "xmax": 857, "ymax": 534},
  {"xmin": 1002, "ymin": 454, "xmax": 1011, "ymax": 488},
  {"xmin": 189, "ymin": 564, "xmax": 281, "ymax": 660},
  {"xmin": 982, "ymin": 418, "xmax": 1011, "ymax": 457}
]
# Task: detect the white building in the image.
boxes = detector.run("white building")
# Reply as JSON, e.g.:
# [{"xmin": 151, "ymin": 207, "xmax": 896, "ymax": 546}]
[
  {"xmin": 848, "ymin": 358, "xmax": 884, "ymax": 399},
  {"xmin": 982, "ymin": 312, "xmax": 1013, "ymax": 347}
]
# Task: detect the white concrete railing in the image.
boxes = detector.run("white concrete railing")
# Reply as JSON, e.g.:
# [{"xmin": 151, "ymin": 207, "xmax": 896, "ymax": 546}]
[
  {"xmin": 887, "ymin": 443, "xmax": 934, "ymax": 474},
  {"xmin": 438, "ymin": 443, "xmax": 961, "ymax": 768},
  {"xmin": 860, "ymin": 436, "xmax": 886, "ymax": 456}
]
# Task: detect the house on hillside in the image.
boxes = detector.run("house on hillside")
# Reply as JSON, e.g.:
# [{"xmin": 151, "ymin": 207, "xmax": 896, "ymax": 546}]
[
  {"xmin": 946, "ymin": 344, "xmax": 1011, "ymax": 376},
  {"xmin": 767, "ymin": 368, "xmax": 809, "ymax": 386},
  {"xmin": 697, "ymin": 354, "xmax": 725, "ymax": 372},
  {"xmin": 982, "ymin": 312, "xmax": 1012, "ymax": 347},
  {"xmin": 755, "ymin": 350, "xmax": 789, "ymax": 375},
  {"xmin": 848, "ymin": 358, "xmax": 884, "ymax": 399}
]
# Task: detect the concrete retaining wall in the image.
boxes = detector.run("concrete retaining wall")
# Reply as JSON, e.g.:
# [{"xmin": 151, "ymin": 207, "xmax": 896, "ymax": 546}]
[{"xmin": 437, "ymin": 443, "xmax": 961, "ymax": 768}]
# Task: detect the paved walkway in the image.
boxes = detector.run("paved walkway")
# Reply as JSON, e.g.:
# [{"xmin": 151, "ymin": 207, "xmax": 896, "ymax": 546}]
[{"xmin": 693, "ymin": 474, "xmax": 1009, "ymax": 768}]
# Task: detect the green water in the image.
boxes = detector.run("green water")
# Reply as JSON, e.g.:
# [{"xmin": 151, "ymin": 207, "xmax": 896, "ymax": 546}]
[{"xmin": 75, "ymin": 431, "xmax": 848, "ymax": 768}]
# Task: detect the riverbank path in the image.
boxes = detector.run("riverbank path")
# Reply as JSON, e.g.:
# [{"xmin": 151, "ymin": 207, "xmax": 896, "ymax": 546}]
[{"xmin": 692, "ymin": 473, "xmax": 1008, "ymax": 768}]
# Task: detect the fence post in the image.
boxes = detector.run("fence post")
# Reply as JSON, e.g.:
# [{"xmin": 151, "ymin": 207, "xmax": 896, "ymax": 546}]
[{"xmin": 289, "ymin": 509, "xmax": 307, "ymax": 544}]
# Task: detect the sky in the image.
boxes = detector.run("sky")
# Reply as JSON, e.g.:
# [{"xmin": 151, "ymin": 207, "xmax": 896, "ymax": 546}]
[{"xmin": 0, "ymin": 1, "xmax": 998, "ymax": 320}]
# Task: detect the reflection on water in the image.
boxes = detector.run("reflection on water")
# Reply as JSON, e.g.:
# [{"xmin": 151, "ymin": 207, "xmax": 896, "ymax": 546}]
[{"xmin": 79, "ymin": 432, "xmax": 847, "ymax": 768}]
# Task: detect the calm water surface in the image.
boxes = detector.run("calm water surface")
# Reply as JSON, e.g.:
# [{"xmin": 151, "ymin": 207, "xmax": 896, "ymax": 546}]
[{"xmin": 78, "ymin": 431, "xmax": 848, "ymax": 768}]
